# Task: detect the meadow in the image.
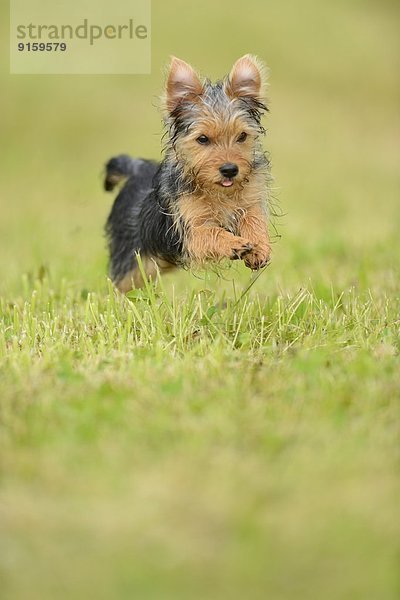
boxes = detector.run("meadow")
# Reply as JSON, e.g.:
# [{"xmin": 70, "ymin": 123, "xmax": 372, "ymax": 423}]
[{"xmin": 1, "ymin": 1, "xmax": 399, "ymax": 598}]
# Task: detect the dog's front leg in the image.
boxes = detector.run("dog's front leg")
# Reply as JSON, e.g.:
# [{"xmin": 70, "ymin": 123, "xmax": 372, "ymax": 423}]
[
  {"xmin": 187, "ymin": 226, "xmax": 253, "ymax": 263},
  {"xmin": 238, "ymin": 208, "xmax": 271, "ymax": 270}
]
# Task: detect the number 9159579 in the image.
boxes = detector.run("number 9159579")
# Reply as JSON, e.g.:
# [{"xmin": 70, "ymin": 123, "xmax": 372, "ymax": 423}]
[{"xmin": 18, "ymin": 42, "xmax": 67, "ymax": 51}]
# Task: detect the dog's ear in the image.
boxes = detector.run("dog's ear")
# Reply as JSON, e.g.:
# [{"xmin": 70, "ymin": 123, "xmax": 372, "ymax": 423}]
[
  {"xmin": 226, "ymin": 55, "xmax": 267, "ymax": 101},
  {"xmin": 164, "ymin": 57, "xmax": 203, "ymax": 114}
]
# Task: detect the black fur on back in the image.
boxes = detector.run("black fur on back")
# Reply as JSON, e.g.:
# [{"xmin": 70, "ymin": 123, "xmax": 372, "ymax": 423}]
[{"xmin": 104, "ymin": 155, "xmax": 184, "ymax": 282}]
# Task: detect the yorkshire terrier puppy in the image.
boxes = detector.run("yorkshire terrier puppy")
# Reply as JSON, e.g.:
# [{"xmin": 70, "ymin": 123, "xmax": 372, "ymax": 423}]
[{"xmin": 104, "ymin": 55, "xmax": 271, "ymax": 292}]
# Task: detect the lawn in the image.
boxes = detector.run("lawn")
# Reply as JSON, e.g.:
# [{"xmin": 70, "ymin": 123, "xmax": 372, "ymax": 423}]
[{"xmin": 1, "ymin": 1, "xmax": 399, "ymax": 598}]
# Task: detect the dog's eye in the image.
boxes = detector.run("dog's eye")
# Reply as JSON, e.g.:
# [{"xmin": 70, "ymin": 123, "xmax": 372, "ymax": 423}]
[
  {"xmin": 237, "ymin": 132, "xmax": 247, "ymax": 143},
  {"xmin": 196, "ymin": 135, "xmax": 210, "ymax": 145}
]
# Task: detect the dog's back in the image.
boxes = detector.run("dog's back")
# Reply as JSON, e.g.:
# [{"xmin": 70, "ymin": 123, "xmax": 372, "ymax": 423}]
[{"xmin": 104, "ymin": 155, "xmax": 159, "ymax": 285}]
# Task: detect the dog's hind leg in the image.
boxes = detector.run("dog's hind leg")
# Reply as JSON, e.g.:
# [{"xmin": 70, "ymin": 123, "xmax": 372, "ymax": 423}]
[{"xmin": 115, "ymin": 256, "xmax": 176, "ymax": 293}]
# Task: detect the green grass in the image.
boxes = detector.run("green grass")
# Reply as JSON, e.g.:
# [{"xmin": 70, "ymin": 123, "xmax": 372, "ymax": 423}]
[{"xmin": 1, "ymin": 0, "xmax": 399, "ymax": 598}]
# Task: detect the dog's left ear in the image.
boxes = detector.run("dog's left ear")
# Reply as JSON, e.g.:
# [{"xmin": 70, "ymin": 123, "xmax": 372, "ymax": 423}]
[{"xmin": 225, "ymin": 54, "xmax": 267, "ymax": 101}]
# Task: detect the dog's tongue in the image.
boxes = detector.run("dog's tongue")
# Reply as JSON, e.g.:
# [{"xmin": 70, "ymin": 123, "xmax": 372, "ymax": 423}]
[{"xmin": 222, "ymin": 178, "xmax": 233, "ymax": 187}]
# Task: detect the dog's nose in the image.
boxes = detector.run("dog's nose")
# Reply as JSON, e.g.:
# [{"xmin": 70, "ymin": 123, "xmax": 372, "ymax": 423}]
[{"xmin": 219, "ymin": 163, "xmax": 239, "ymax": 178}]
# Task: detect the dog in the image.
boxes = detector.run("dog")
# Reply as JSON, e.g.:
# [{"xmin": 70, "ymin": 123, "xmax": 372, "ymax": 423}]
[{"xmin": 104, "ymin": 55, "xmax": 271, "ymax": 292}]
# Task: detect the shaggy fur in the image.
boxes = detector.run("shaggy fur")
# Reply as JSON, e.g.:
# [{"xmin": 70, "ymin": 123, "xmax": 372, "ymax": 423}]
[{"xmin": 104, "ymin": 55, "xmax": 272, "ymax": 292}]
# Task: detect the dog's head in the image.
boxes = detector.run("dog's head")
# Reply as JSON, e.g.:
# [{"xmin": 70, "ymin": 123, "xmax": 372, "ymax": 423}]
[{"xmin": 162, "ymin": 55, "xmax": 268, "ymax": 193}]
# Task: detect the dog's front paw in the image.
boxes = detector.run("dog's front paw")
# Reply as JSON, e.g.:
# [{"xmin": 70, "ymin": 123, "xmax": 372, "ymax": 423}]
[
  {"xmin": 244, "ymin": 245, "xmax": 271, "ymax": 270},
  {"xmin": 230, "ymin": 238, "xmax": 253, "ymax": 260}
]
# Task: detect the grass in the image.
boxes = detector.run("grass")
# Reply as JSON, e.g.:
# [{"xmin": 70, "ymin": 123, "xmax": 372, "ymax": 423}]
[
  {"xmin": 1, "ymin": 0, "xmax": 399, "ymax": 598},
  {"xmin": 1, "ymin": 275, "xmax": 399, "ymax": 599}
]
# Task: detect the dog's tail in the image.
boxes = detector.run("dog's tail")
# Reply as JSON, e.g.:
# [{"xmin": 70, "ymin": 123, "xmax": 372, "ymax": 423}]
[{"xmin": 104, "ymin": 154, "xmax": 138, "ymax": 192}]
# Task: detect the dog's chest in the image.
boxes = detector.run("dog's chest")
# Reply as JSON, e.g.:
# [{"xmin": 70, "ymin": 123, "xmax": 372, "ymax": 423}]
[
  {"xmin": 213, "ymin": 204, "xmax": 242, "ymax": 233},
  {"xmin": 176, "ymin": 191, "xmax": 256, "ymax": 234}
]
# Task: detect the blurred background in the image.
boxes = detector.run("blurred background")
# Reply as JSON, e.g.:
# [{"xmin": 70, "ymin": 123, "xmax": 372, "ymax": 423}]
[{"xmin": 1, "ymin": 0, "xmax": 399, "ymax": 296}]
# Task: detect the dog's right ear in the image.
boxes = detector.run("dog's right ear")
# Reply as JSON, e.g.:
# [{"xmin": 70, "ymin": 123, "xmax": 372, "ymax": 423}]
[{"xmin": 163, "ymin": 57, "xmax": 203, "ymax": 114}]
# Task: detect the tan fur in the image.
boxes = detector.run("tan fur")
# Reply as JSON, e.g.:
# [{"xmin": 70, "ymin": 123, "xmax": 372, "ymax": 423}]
[
  {"xmin": 238, "ymin": 204, "xmax": 271, "ymax": 269},
  {"xmin": 116, "ymin": 257, "xmax": 176, "ymax": 292},
  {"xmin": 163, "ymin": 56, "xmax": 271, "ymax": 271},
  {"xmin": 172, "ymin": 108, "xmax": 259, "ymax": 189},
  {"xmin": 163, "ymin": 60, "xmax": 270, "ymax": 266},
  {"xmin": 174, "ymin": 170, "xmax": 269, "ymax": 266}
]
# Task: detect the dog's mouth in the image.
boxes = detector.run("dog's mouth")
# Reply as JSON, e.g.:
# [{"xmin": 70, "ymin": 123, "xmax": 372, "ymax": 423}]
[{"xmin": 220, "ymin": 178, "xmax": 234, "ymax": 188}]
